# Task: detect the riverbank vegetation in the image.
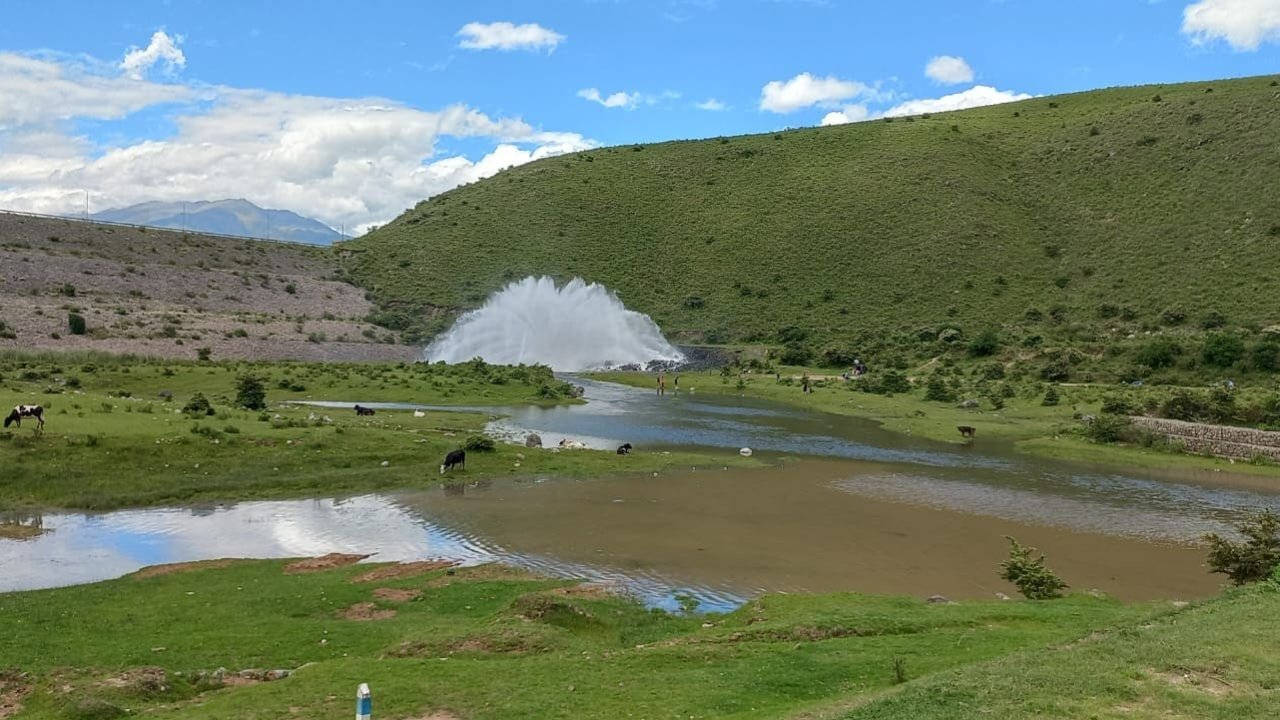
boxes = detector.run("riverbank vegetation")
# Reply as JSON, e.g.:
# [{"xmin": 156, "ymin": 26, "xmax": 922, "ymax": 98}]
[
  {"xmin": 0, "ymin": 353, "xmax": 747, "ymax": 511},
  {"xmin": 6, "ymin": 556, "xmax": 1270, "ymax": 720}
]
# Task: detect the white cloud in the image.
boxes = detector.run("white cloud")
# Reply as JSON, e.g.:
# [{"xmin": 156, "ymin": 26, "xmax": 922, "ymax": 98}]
[
  {"xmin": 582, "ymin": 88, "xmax": 677, "ymax": 108},
  {"xmin": 696, "ymin": 98, "xmax": 727, "ymax": 111},
  {"xmin": 1182, "ymin": 0, "xmax": 1280, "ymax": 50},
  {"xmin": 0, "ymin": 53, "xmax": 595, "ymax": 234},
  {"xmin": 457, "ymin": 21, "xmax": 565, "ymax": 52},
  {"xmin": 760, "ymin": 72, "xmax": 873, "ymax": 113},
  {"xmin": 120, "ymin": 30, "xmax": 186, "ymax": 80},
  {"xmin": 819, "ymin": 104, "xmax": 870, "ymax": 125},
  {"xmin": 882, "ymin": 85, "xmax": 1032, "ymax": 117},
  {"xmin": 924, "ymin": 55, "xmax": 974, "ymax": 85}
]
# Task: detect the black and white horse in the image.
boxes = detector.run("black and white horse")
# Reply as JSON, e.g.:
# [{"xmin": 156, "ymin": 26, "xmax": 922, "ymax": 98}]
[{"xmin": 4, "ymin": 405, "xmax": 44, "ymax": 432}]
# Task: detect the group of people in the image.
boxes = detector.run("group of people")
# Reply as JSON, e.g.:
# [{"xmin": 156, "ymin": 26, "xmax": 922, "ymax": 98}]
[
  {"xmin": 656, "ymin": 372, "xmax": 680, "ymax": 395},
  {"xmin": 841, "ymin": 359, "xmax": 868, "ymax": 381}
]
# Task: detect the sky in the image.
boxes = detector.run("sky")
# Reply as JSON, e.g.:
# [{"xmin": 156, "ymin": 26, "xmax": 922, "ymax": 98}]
[{"xmin": 0, "ymin": 0, "xmax": 1277, "ymax": 233}]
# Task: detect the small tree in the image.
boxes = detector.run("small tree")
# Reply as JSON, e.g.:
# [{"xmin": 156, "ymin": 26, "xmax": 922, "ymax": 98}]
[
  {"xmin": 924, "ymin": 375, "xmax": 953, "ymax": 403},
  {"xmin": 1204, "ymin": 509, "xmax": 1280, "ymax": 585},
  {"xmin": 1041, "ymin": 386, "xmax": 1060, "ymax": 406},
  {"xmin": 196, "ymin": 347, "xmax": 213, "ymax": 362},
  {"xmin": 1202, "ymin": 333, "xmax": 1244, "ymax": 368},
  {"xmin": 968, "ymin": 329, "xmax": 1000, "ymax": 357},
  {"xmin": 1000, "ymin": 537, "xmax": 1068, "ymax": 599},
  {"xmin": 235, "ymin": 375, "xmax": 267, "ymax": 410},
  {"xmin": 67, "ymin": 312, "xmax": 87, "ymax": 335},
  {"xmin": 182, "ymin": 392, "xmax": 215, "ymax": 416}
]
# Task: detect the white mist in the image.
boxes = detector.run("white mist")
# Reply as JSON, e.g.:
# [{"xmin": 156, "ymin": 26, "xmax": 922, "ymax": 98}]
[{"xmin": 423, "ymin": 276, "xmax": 684, "ymax": 371}]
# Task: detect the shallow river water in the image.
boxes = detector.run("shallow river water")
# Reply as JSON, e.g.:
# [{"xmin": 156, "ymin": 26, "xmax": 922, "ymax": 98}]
[{"xmin": 6, "ymin": 378, "xmax": 1280, "ymax": 606}]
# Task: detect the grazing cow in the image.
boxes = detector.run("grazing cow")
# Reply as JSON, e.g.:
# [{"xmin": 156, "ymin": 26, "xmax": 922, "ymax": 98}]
[
  {"xmin": 440, "ymin": 448, "xmax": 466, "ymax": 474},
  {"xmin": 616, "ymin": 443, "xmax": 633, "ymax": 455},
  {"xmin": 957, "ymin": 425, "xmax": 976, "ymax": 439},
  {"xmin": 4, "ymin": 405, "xmax": 44, "ymax": 432},
  {"xmin": 354, "ymin": 405, "xmax": 376, "ymax": 417}
]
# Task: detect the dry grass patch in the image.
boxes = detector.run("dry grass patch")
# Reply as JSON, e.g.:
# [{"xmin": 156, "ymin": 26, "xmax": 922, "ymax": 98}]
[
  {"xmin": 284, "ymin": 553, "xmax": 369, "ymax": 574},
  {"xmin": 131, "ymin": 559, "xmax": 242, "ymax": 579},
  {"xmin": 351, "ymin": 560, "xmax": 457, "ymax": 583}
]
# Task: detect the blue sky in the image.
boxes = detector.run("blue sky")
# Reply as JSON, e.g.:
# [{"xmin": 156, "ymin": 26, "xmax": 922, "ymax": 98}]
[{"xmin": 0, "ymin": 0, "xmax": 1276, "ymax": 230}]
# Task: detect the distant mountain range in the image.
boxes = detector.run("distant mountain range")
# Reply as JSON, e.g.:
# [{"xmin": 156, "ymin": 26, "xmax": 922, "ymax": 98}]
[{"xmin": 91, "ymin": 199, "xmax": 343, "ymax": 245}]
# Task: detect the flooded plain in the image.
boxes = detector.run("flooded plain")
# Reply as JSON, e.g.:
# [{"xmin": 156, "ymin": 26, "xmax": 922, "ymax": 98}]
[{"xmin": 7, "ymin": 378, "xmax": 1280, "ymax": 605}]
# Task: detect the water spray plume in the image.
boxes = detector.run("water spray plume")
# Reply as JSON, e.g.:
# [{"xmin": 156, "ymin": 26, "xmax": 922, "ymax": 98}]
[{"xmin": 424, "ymin": 276, "xmax": 684, "ymax": 371}]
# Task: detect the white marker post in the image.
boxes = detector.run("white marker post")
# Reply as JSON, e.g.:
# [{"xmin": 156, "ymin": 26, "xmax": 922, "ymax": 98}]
[{"xmin": 356, "ymin": 683, "xmax": 372, "ymax": 720}]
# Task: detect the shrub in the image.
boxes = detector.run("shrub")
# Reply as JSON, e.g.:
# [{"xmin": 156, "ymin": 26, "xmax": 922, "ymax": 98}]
[
  {"xmin": 1100, "ymin": 395, "xmax": 1139, "ymax": 416},
  {"xmin": 1084, "ymin": 414, "xmax": 1130, "ymax": 443},
  {"xmin": 1160, "ymin": 306, "xmax": 1187, "ymax": 325},
  {"xmin": 67, "ymin": 312, "xmax": 87, "ymax": 335},
  {"xmin": 980, "ymin": 362, "xmax": 1006, "ymax": 380},
  {"xmin": 777, "ymin": 326, "xmax": 809, "ymax": 344},
  {"xmin": 1202, "ymin": 333, "xmax": 1244, "ymax": 368},
  {"xmin": 778, "ymin": 343, "xmax": 812, "ymax": 366},
  {"xmin": 924, "ymin": 375, "xmax": 954, "ymax": 403},
  {"xmin": 463, "ymin": 435, "xmax": 495, "ymax": 452},
  {"xmin": 1203, "ymin": 510, "xmax": 1280, "ymax": 585},
  {"xmin": 999, "ymin": 536, "xmax": 1068, "ymax": 599},
  {"xmin": 284, "ymin": 283, "xmax": 297, "ymax": 294},
  {"xmin": 877, "ymin": 370, "xmax": 912, "ymax": 395},
  {"xmin": 60, "ymin": 283, "xmax": 76, "ymax": 297},
  {"xmin": 1200, "ymin": 310, "xmax": 1228, "ymax": 329},
  {"xmin": 182, "ymin": 392, "xmax": 215, "ymax": 416},
  {"xmin": 196, "ymin": 347, "xmax": 213, "ymax": 362},
  {"xmin": 235, "ymin": 375, "xmax": 267, "ymax": 410},
  {"xmin": 1134, "ymin": 338, "xmax": 1180, "ymax": 369},
  {"xmin": 1041, "ymin": 386, "xmax": 1060, "ymax": 406},
  {"xmin": 1252, "ymin": 341, "xmax": 1280, "ymax": 372},
  {"xmin": 968, "ymin": 329, "xmax": 1000, "ymax": 357}
]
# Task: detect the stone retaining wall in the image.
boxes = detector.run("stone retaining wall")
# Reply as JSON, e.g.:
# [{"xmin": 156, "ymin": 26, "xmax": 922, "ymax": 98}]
[{"xmin": 1129, "ymin": 416, "xmax": 1280, "ymax": 461}]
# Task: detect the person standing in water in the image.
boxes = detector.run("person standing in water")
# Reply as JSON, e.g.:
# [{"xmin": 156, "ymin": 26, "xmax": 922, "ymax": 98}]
[
  {"xmin": 674, "ymin": 375, "xmax": 680, "ymax": 394},
  {"xmin": 657, "ymin": 372, "xmax": 666, "ymax": 395}
]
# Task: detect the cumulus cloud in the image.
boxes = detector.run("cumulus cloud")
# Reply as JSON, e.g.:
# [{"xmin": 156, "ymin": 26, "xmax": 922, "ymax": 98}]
[
  {"xmin": 1182, "ymin": 0, "xmax": 1280, "ymax": 50},
  {"xmin": 577, "ymin": 87, "xmax": 642, "ymax": 109},
  {"xmin": 457, "ymin": 21, "xmax": 565, "ymax": 51},
  {"xmin": 760, "ymin": 72, "xmax": 873, "ymax": 113},
  {"xmin": 695, "ymin": 98, "xmax": 727, "ymax": 111},
  {"xmin": 0, "ymin": 53, "xmax": 595, "ymax": 233},
  {"xmin": 882, "ymin": 85, "xmax": 1031, "ymax": 117},
  {"xmin": 819, "ymin": 104, "xmax": 869, "ymax": 126},
  {"xmin": 120, "ymin": 30, "xmax": 186, "ymax": 79},
  {"xmin": 925, "ymin": 55, "xmax": 974, "ymax": 84}
]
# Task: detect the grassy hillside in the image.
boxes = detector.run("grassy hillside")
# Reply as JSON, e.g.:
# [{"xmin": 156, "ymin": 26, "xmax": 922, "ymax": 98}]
[{"xmin": 348, "ymin": 74, "xmax": 1280, "ymax": 366}]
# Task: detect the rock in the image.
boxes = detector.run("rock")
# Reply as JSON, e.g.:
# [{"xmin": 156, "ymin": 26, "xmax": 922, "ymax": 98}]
[
  {"xmin": 926, "ymin": 594, "xmax": 950, "ymax": 604},
  {"xmin": 957, "ymin": 399, "xmax": 979, "ymax": 409},
  {"xmin": 413, "ymin": 410, "xmax": 425, "ymax": 418},
  {"xmin": 265, "ymin": 669, "xmax": 291, "ymax": 681},
  {"xmin": 739, "ymin": 447, "xmax": 753, "ymax": 456},
  {"xmin": 380, "ymin": 460, "xmax": 389, "ymax": 467},
  {"xmin": 525, "ymin": 433, "xmax": 543, "ymax": 448},
  {"xmin": 995, "ymin": 592, "xmax": 1011, "ymax": 601}
]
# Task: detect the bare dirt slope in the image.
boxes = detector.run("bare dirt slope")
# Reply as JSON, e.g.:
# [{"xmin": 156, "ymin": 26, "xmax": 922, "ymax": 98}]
[{"xmin": 0, "ymin": 213, "xmax": 416, "ymax": 361}]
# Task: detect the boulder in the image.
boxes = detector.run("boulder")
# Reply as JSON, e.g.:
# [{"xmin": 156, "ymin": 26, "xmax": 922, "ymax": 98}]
[{"xmin": 525, "ymin": 433, "xmax": 542, "ymax": 448}]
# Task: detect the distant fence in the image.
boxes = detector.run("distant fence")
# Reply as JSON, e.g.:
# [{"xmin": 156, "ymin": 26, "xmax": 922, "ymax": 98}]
[{"xmin": 0, "ymin": 208, "xmax": 342, "ymax": 247}]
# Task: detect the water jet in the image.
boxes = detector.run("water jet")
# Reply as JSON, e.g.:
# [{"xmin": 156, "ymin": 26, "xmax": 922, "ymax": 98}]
[{"xmin": 424, "ymin": 276, "xmax": 684, "ymax": 372}]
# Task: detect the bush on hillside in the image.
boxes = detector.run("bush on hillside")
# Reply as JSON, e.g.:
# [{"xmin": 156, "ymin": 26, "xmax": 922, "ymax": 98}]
[
  {"xmin": 1160, "ymin": 306, "xmax": 1187, "ymax": 325},
  {"xmin": 235, "ymin": 375, "xmax": 267, "ymax": 410},
  {"xmin": 1084, "ymin": 414, "xmax": 1130, "ymax": 443},
  {"xmin": 924, "ymin": 375, "xmax": 954, "ymax": 403},
  {"xmin": 1134, "ymin": 338, "xmax": 1180, "ymax": 369},
  {"xmin": 1000, "ymin": 537, "xmax": 1068, "ymax": 599},
  {"xmin": 182, "ymin": 392, "xmax": 215, "ymax": 416},
  {"xmin": 67, "ymin": 313, "xmax": 87, "ymax": 336},
  {"xmin": 1100, "ymin": 395, "xmax": 1140, "ymax": 416},
  {"xmin": 777, "ymin": 326, "xmax": 808, "ymax": 344},
  {"xmin": 1161, "ymin": 391, "xmax": 1210, "ymax": 422},
  {"xmin": 1202, "ymin": 333, "xmax": 1244, "ymax": 368},
  {"xmin": 820, "ymin": 344, "xmax": 857, "ymax": 367},
  {"xmin": 778, "ymin": 343, "xmax": 812, "ymax": 366},
  {"xmin": 1203, "ymin": 509, "xmax": 1280, "ymax": 585},
  {"xmin": 1200, "ymin": 309, "xmax": 1228, "ymax": 329},
  {"xmin": 1251, "ymin": 341, "xmax": 1280, "ymax": 372},
  {"xmin": 968, "ymin": 329, "xmax": 1000, "ymax": 357},
  {"xmin": 1041, "ymin": 386, "xmax": 1060, "ymax": 406}
]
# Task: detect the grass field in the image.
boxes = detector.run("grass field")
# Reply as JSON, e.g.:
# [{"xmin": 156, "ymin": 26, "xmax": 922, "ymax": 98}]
[
  {"xmin": 346, "ymin": 75, "xmax": 1280, "ymax": 373},
  {"xmin": 0, "ymin": 354, "xmax": 750, "ymax": 511},
  {"xmin": 4, "ymin": 557, "xmax": 1253, "ymax": 720}
]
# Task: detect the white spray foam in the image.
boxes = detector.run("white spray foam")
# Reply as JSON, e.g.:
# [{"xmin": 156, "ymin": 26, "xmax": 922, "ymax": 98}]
[{"xmin": 423, "ymin": 276, "xmax": 684, "ymax": 371}]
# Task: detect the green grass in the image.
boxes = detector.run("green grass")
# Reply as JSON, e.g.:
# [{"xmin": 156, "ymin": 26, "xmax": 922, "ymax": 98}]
[
  {"xmin": 0, "ymin": 356, "xmax": 751, "ymax": 511},
  {"xmin": 346, "ymin": 75, "xmax": 1280, "ymax": 371},
  {"xmin": 0, "ymin": 559, "xmax": 1191, "ymax": 719}
]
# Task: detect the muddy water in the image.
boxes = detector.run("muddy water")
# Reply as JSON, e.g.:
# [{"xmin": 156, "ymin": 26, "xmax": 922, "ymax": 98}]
[
  {"xmin": 9, "ymin": 379, "xmax": 1280, "ymax": 604},
  {"xmin": 405, "ymin": 461, "xmax": 1221, "ymax": 602}
]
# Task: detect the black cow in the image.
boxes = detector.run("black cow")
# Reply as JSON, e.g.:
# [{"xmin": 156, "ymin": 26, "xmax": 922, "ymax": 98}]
[
  {"xmin": 440, "ymin": 448, "xmax": 466, "ymax": 474},
  {"xmin": 354, "ymin": 405, "xmax": 376, "ymax": 417},
  {"xmin": 616, "ymin": 443, "xmax": 633, "ymax": 455},
  {"xmin": 4, "ymin": 405, "xmax": 44, "ymax": 432},
  {"xmin": 957, "ymin": 425, "xmax": 976, "ymax": 439}
]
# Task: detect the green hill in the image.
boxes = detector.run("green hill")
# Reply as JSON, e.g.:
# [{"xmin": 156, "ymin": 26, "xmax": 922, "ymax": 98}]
[{"xmin": 347, "ymin": 74, "xmax": 1280, "ymax": 365}]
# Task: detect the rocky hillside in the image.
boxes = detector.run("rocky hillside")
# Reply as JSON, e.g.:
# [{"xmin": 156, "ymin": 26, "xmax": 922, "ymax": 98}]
[{"xmin": 0, "ymin": 213, "xmax": 413, "ymax": 362}]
